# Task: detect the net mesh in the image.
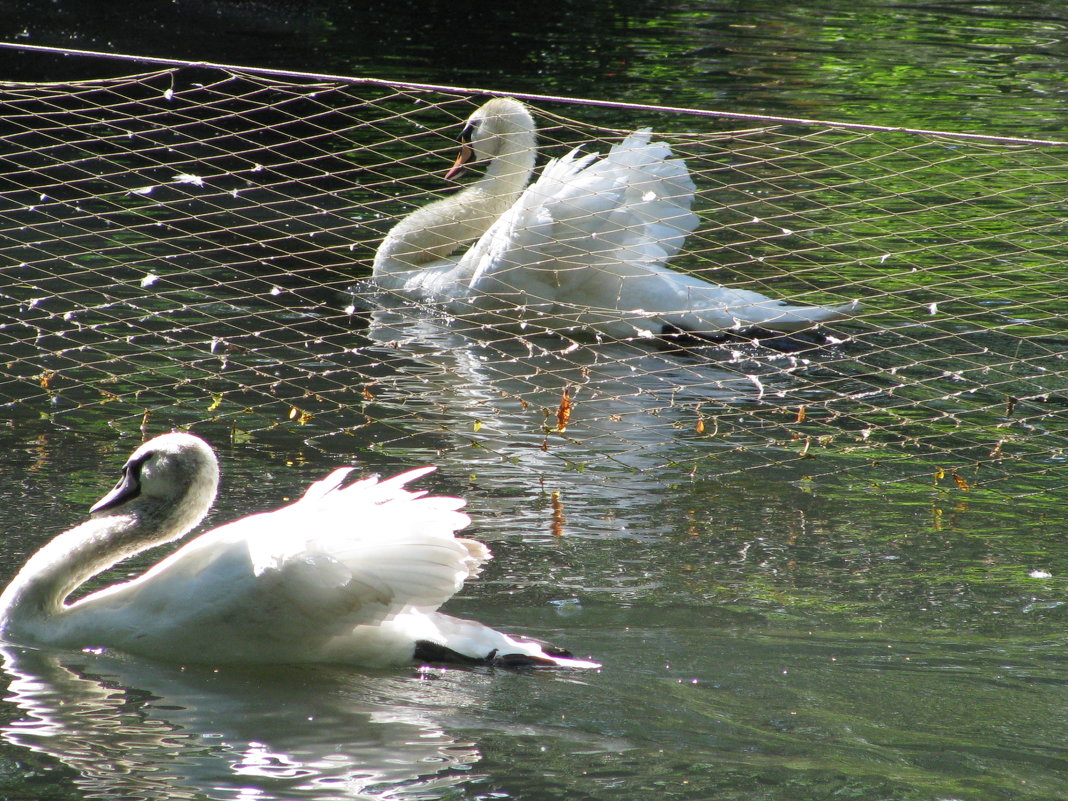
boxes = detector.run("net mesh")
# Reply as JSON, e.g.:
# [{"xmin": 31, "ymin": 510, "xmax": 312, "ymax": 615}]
[{"xmin": 2, "ymin": 65, "xmax": 1066, "ymax": 498}]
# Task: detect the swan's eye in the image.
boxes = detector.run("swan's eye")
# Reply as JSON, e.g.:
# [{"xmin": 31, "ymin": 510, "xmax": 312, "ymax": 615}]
[{"xmin": 127, "ymin": 451, "xmax": 154, "ymax": 478}]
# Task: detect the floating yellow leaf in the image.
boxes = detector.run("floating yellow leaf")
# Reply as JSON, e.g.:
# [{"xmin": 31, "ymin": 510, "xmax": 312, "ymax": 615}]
[
  {"xmin": 796, "ymin": 405, "xmax": 806, "ymax": 423},
  {"xmin": 207, "ymin": 393, "xmax": 223, "ymax": 411},
  {"xmin": 38, "ymin": 370, "xmax": 55, "ymax": 389},
  {"xmin": 951, "ymin": 471, "xmax": 970, "ymax": 491},
  {"xmin": 473, "ymin": 419, "xmax": 483, "ymax": 432},
  {"xmin": 695, "ymin": 415, "xmax": 705, "ymax": 434},
  {"xmin": 362, "ymin": 385, "xmax": 374, "ymax": 401},
  {"xmin": 934, "ymin": 466, "xmax": 945, "ymax": 482}
]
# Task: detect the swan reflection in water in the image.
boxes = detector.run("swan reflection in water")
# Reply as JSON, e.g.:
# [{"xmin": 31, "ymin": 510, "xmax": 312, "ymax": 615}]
[
  {"xmin": 346, "ymin": 291, "xmax": 848, "ymax": 473},
  {"xmin": 0, "ymin": 644, "xmax": 485, "ymax": 800},
  {"xmin": 329, "ymin": 292, "xmax": 859, "ymax": 546}
]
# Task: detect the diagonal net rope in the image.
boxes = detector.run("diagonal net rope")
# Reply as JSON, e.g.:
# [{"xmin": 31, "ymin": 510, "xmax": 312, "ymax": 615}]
[{"xmin": 1, "ymin": 61, "xmax": 1066, "ymax": 499}]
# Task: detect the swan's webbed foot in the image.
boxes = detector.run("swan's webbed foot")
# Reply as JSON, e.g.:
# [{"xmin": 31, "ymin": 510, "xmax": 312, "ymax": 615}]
[
  {"xmin": 413, "ymin": 640, "xmax": 577, "ymax": 669},
  {"xmin": 413, "ymin": 640, "xmax": 487, "ymax": 666},
  {"xmin": 487, "ymin": 642, "xmax": 582, "ymax": 668}
]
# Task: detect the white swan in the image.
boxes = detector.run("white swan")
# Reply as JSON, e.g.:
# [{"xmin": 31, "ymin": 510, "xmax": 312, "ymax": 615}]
[
  {"xmin": 372, "ymin": 97, "xmax": 859, "ymax": 341},
  {"xmin": 0, "ymin": 432, "xmax": 598, "ymax": 669}
]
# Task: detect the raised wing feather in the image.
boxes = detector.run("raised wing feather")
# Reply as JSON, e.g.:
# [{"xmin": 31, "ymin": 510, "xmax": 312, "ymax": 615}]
[
  {"xmin": 459, "ymin": 131, "xmax": 698, "ymax": 317},
  {"xmin": 75, "ymin": 466, "xmax": 480, "ymax": 655}
]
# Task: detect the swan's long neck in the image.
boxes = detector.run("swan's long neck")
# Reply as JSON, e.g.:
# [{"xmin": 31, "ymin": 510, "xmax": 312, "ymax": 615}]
[
  {"xmin": 0, "ymin": 493, "xmax": 209, "ymax": 640},
  {"xmin": 372, "ymin": 131, "xmax": 536, "ymax": 279}
]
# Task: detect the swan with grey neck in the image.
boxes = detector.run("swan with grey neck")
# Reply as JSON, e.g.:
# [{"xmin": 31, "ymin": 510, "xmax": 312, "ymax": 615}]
[
  {"xmin": 0, "ymin": 432, "xmax": 598, "ymax": 669},
  {"xmin": 372, "ymin": 97, "xmax": 859, "ymax": 340}
]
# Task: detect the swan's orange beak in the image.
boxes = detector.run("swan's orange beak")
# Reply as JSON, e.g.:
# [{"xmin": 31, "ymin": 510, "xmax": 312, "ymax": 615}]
[{"xmin": 445, "ymin": 143, "xmax": 475, "ymax": 181}]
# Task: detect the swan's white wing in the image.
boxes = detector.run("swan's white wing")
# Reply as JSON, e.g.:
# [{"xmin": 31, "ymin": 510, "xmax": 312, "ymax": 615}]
[
  {"xmin": 240, "ymin": 466, "xmax": 480, "ymax": 628},
  {"xmin": 450, "ymin": 131, "xmax": 708, "ymax": 340},
  {"xmin": 458, "ymin": 130, "xmax": 857, "ymax": 335},
  {"xmin": 68, "ymin": 467, "xmax": 482, "ymax": 659},
  {"xmin": 461, "ymin": 131, "xmax": 698, "ymax": 303},
  {"xmin": 565, "ymin": 129, "xmax": 698, "ymax": 261}
]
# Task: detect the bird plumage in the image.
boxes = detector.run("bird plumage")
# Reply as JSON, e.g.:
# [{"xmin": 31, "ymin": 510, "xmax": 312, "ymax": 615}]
[
  {"xmin": 372, "ymin": 97, "xmax": 859, "ymax": 340},
  {"xmin": 0, "ymin": 433, "xmax": 597, "ymax": 670}
]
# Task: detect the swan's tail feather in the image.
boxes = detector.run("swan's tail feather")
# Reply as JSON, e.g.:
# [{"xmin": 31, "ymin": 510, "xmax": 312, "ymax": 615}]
[
  {"xmin": 682, "ymin": 297, "xmax": 862, "ymax": 335},
  {"xmin": 624, "ymin": 266, "xmax": 862, "ymax": 336},
  {"xmin": 493, "ymin": 642, "xmax": 602, "ymax": 670}
]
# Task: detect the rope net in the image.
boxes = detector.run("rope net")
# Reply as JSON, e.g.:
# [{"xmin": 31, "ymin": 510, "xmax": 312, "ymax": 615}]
[{"xmin": 1, "ymin": 65, "xmax": 1065, "ymax": 500}]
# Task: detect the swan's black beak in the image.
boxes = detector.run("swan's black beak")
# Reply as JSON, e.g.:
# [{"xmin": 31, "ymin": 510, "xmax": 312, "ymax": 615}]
[
  {"xmin": 90, "ymin": 459, "xmax": 143, "ymax": 514},
  {"xmin": 445, "ymin": 143, "xmax": 475, "ymax": 181}
]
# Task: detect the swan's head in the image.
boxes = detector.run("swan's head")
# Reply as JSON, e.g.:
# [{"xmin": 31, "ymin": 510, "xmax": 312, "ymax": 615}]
[
  {"xmin": 90, "ymin": 432, "xmax": 220, "ymax": 527},
  {"xmin": 445, "ymin": 97, "xmax": 536, "ymax": 180}
]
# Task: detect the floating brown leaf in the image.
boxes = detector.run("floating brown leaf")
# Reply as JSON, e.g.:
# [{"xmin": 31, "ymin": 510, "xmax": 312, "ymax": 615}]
[{"xmin": 556, "ymin": 388, "xmax": 572, "ymax": 432}]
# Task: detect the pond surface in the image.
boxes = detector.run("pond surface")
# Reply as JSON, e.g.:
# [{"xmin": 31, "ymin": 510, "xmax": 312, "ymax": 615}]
[
  {"xmin": 3, "ymin": 0, "xmax": 1067, "ymax": 137},
  {"xmin": 1, "ymin": 2, "xmax": 1068, "ymax": 800}
]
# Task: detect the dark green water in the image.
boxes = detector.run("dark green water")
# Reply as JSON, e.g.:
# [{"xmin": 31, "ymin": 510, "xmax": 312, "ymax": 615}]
[
  {"xmin": 1, "ymin": 2, "xmax": 1067, "ymax": 800},
  {"xmin": 3, "ymin": 0, "xmax": 1066, "ymax": 136}
]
